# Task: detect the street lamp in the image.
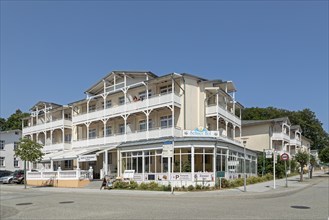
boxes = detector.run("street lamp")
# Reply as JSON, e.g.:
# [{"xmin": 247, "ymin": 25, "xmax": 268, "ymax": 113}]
[{"xmin": 241, "ymin": 138, "xmax": 248, "ymax": 192}]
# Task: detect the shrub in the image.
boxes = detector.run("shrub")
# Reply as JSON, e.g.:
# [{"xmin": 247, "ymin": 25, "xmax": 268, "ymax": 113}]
[
  {"xmin": 129, "ymin": 180, "xmax": 138, "ymax": 189},
  {"xmin": 139, "ymin": 182, "xmax": 149, "ymax": 190},
  {"xmin": 220, "ymin": 178, "xmax": 230, "ymax": 188},
  {"xmin": 113, "ymin": 181, "xmax": 129, "ymax": 189},
  {"xmin": 187, "ymin": 185, "xmax": 194, "ymax": 191},
  {"xmin": 148, "ymin": 181, "xmax": 159, "ymax": 190}
]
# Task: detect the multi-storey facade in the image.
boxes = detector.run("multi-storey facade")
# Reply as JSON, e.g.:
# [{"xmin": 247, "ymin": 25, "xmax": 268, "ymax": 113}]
[
  {"xmin": 241, "ymin": 117, "xmax": 311, "ymax": 156},
  {"xmin": 0, "ymin": 130, "xmax": 23, "ymax": 171},
  {"xmin": 22, "ymin": 71, "xmax": 257, "ymax": 186}
]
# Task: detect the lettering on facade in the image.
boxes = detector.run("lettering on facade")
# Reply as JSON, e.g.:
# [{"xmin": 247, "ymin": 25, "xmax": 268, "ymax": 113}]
[
  {"xmin": 183, "ymin": 127, "xmax": 219, "ymax": 137},
  {"xmin": 79, "ymin": 154, "xmax": 97, "ymax": 162}
]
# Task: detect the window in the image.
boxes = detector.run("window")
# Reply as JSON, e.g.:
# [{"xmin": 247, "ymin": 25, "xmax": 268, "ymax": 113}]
[
  {"xmin": 160, "ymin": 85, "xmax": 172, "ymax": 95},
  {"xmin": 119, "ymin": 124, "xmax": 125, "ymax": 134},
  {"xmin": 0, "ymin": 157, "xmax": 4, "ymax": 167},
  {"xmin": 14, "ymin": 158, "xmax": 19, "ymax": 167},
  {"xmin": 88, "ymin": 105, "xmax": 96, "ymax": 112},
  {"xmin": 14, "ymin": 142, "xmax": 19, "ymax": 151},
  {"xmin": 139, "ymin": 90, "xmax": 152, "ymax": 100},
  {"xmin": 160, "ymin": 115, "xmax": 172, "ymax": 128},
  {"xmin": 106, "ymin": 100, "xmax": 112, "ymax": 108},
  {"xmin": 0, "ymin": 140, "xmax": 4, "ymax": 150},
  {"xmin": 64, "ymin": 134, "xmax": 71, "ymax": 142},
  {"xmin": 119, "ymin": 97, "xmax": 125, "ymax": 105},
  {"xmin": 64, "ymin": 113, "xmax": 72, "ymax": 120},
  {"xmin": 139, "ymin": 119, "xmax": 153, "ymax": 131},
  {"xmin": 106, "ymin": 126, "xmax": 112, "ymax": 136},
  {"xmin": 64, "ymin": 160, "xmax": 72, "ymax": 169},
  {"xmin": 89, "ymin": 129, "xmax": 97, "ymax": 139}
]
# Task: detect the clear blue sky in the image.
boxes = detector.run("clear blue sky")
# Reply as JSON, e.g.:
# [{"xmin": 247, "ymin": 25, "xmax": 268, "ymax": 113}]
[{"xmin": 1, "ymin": 1, "xmax": 328, "ymax": 132}]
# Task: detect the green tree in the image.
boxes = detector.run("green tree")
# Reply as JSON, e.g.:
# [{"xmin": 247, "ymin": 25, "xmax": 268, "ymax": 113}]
[
  {"xmin": 257, "ymin": 153, "xmax": 286, "ymax": 178},
  {"xmin": 319, "ymin": 147, "xmax": 329, "ymax": 164},
  {"xmin": 14, "ymin": 137, "xmax": 44, "ymax": 189},
  {"xmin": 294, "ymin": 150, "xmax": 310, "ymax": 182},
  {"xmin": 242, "ymin": 107, "xmax": 329, "ymax": 151},
  {"xmin": 0, "ymin": 117, "xmax": 6, "ymax": 131},
  {"xmin": 0, "ymin": 109, "xmax": 29, "ymax": 131}
]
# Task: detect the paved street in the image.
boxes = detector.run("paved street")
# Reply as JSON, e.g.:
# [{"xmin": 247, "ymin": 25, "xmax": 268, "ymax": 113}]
[{"xmin": 1, "ymin": 173, "xmax": 328, "ymax": 220}]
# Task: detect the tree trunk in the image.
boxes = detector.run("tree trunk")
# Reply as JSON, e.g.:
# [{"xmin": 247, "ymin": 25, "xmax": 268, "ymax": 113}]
[
  {"xmin": 310, "ymin": 165, "xmax": 313, "ymax": 179},
  {"xmin": 24, "ymin": 160, "xmax": 27, "ymax": 189}
]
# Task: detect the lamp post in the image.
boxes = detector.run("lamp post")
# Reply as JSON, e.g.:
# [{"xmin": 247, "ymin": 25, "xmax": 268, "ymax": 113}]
[{"xmin": 241, "ymin": 138, "xmax": 248, "ymax": 192}]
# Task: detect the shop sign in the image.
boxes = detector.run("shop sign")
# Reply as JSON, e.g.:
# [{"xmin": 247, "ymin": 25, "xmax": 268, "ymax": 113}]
[
  {"xmin": 172, "ymin": 173, "xmax": 191, "ymax": 181},
  {"xmin": 194, "ymin": 173, "xmax": 214, "ymax": 181},
  {"xmin": 265, "ymin": 149, "xmax": 273, "ymax": 158},
  {"xmin": 183, "ymin": 127, "xmax": 219, "ymax": 137},
  {"xmin": 162, "ymin": 141, "xmax": 174, "ymax": 157},
  {"xmin": 79, "ymin": 154, "xmax": 97, "ymax": 162}
]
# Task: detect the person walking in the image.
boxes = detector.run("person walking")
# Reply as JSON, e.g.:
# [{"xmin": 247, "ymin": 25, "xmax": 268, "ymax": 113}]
[{"xmin": 100, "ymin": 177, "xmax": 107, "ymax": 190}]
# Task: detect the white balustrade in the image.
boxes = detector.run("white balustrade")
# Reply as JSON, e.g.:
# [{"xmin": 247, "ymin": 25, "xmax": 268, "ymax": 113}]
[{"xmin": 27, "ymin": 170, "xmax": 91, "ymax": 180}]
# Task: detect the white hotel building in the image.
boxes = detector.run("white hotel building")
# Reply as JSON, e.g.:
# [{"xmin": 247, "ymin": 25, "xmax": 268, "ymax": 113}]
[{"xmin": 22, "ymin": 71, "xmax": 257, "ymax": 187}]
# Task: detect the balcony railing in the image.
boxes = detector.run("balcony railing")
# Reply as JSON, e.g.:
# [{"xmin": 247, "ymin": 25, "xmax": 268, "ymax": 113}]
[
  {"xmin": 27, "ymin": 170, "xmax": 91, "ymax": 180},
  {"xmin": 272, "ymin": 132, "xmax": 290, "ymax": 141},
  {"xmin": 43, "ymin": 142, "xmax": 71, "ymax": 152},
  {"xmin": 23, "ymin": 119, "xmax": 72, "ymax": 134},
  {"xmin": 290, "ymin": 138, "xmax": 301, "ymax": 146},
  {"xmin": 72, "ymin": 127, "xmax": 181, "ymax": 149},
  {"xmin": 206, "ymin": 105, "xmax": 241, "ymax": 125},
  {"xmin": 72, "ymin": 93, "xmax": 181, "ymax": 124}
]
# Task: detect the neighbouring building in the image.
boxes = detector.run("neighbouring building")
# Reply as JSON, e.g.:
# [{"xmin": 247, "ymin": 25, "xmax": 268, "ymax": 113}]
[
  {"xmin": 0, "ymin": 130, "xmax": 23, "ymax": 172},
  {"xmin": 241, "ymin": 117, "xmax": 311, "ymax": 156},
  {"xmin": 22, "ymin": 71, "xmax": 258, "ymax": 187}
]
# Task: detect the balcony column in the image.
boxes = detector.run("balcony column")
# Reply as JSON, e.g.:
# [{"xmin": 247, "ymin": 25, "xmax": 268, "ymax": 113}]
[
  {"xmin": 225, "ymin": 121, "xmax": 228, "ymax": 137},
  {"xmin": 171, "ymin": 75, "xmax": 175, "ymax": 137},
  {"xmin": 85, "ymin": 123, "xmax": 90, "ymax": 142},
  {"xmin": 44, "ymin": 104, "xmax": 47, "ymax": 122},
  {"xmin": 50, "ymin": 130, "xmax": 53, "ymax": 145},
  {"xmin": 104, "ymin": 149, "xmax": 108, "ymax": 176},
  {"xmin": 191, "ymin": 145, "xmax": 195, "ymax": 182},
  {"xmin": 61, "ymin": 128, "xmax": 65, "ymax": 144},
  {"xmin": 36, "ymin": 107, "xmax": 38, "ymax": 125},
  {"xmin": 233, "ymin": 126, "xmax": 236, "ymax": 140},
  {"xmin": 216, "ymin": 92, "xmax": 219, "ymax": 131}
]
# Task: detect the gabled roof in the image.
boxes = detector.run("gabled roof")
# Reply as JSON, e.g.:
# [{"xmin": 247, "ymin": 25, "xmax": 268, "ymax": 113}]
[
  {"xmin": 85, "ymin": 71, "xmax": 157, "ymax": 95},
  {"xmin": 29, "ymin": 101, "xmax": 62, "ymax": 111},
  {"xmin": 242, "ymin": 117, "xmax": 291, "ymax": 126},
  {"xmin": 290, "ymin": 125, "xmax": 302, "ymax": 132}
]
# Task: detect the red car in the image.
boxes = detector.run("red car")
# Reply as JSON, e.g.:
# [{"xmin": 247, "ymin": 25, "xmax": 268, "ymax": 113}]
[{"xmin": 12, "ymin": 170, "xmax": 25, "ymax": 184}]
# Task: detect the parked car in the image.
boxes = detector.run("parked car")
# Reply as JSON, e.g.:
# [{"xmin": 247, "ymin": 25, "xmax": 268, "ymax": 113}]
[
  {"xmin": 0, "ymin": 170, "xmax": 13, "ymax": 178},
  {"xmin": 12, "ymin": 169, "xmax": 38, "ymax": 184},
  {"xmin": 0, "ymin": 174, "xmax": 14, "ymax": 184},
  {"xmin": 12, "ymin": 170, "xmax": 25, "ymax": 184}
]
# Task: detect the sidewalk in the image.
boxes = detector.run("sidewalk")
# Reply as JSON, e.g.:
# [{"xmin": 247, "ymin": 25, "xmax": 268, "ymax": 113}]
[
  {"xmin": 214, "ymin": 170, "xmax": 328, "ymax": 197},
  {"xmin": 3, "ymin": 170, "xmax": 327, "ymax": 197}
]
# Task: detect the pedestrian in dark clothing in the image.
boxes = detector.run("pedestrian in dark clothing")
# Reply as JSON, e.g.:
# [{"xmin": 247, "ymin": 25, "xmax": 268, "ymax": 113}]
[{"xmin": 100, "ymin": 177, "xmax": 107, "ymax": 190}]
